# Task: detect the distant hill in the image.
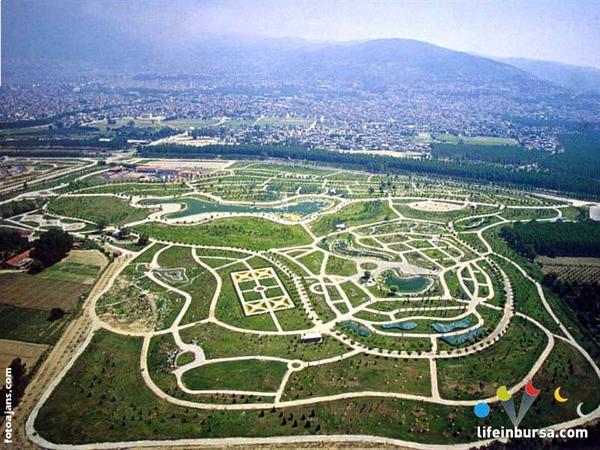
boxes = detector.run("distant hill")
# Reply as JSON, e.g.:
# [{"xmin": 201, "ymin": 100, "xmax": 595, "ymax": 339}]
[
  {"xmin": 4, "ymin": 18, "xmax": 545, "ymax": 94},
  {"xmin": 499, "ymin": 57, "xmax": 600, "ymax": 94},
  {"xmin": 269, "ymin": 39, "xmax": 537, "ymax": 89}
]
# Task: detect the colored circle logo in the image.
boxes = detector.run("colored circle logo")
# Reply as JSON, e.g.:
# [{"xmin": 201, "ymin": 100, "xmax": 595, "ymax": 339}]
[{"xmin": 474, "ymin": 402, "xmax": 490, "ymax": 418}]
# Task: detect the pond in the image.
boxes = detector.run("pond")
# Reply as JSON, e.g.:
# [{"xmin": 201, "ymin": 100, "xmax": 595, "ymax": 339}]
[
  {"xmin": 382, "ymin": 270, "xmax": 432, "ymax": 293},
  {"xmin": 142, "ymin": 197, "xmax": 330, "ymax": 219}
]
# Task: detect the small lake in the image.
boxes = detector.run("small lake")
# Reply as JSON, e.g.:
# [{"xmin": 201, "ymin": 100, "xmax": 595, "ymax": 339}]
[
  {"xmin": 383, "ymin": 270, "xmax": 432, "ymax": 293},
  {"xmin": 142, "ymin": 197, "xmax": 330, "ymax": 219}
]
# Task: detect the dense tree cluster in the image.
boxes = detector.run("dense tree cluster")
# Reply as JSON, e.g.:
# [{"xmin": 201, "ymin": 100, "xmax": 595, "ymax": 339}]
[
  {"xmin": 112, "ymin": 125, "xmax": 176, "ymax": 141},
  {"xmin": 0, "ymin": 229, "xmax": 30, "ymax": 261},
  {"xmin": 431, "ymin": 143, "xmax": 542, "ymax": 166},
  {"xmin": 0, "ymin": 136, "xmax": 122, "ymax": 149},
  {"xmin": 543, "ymin": 273, "xmax": 600, "ymax": 349},
  {"xmin": 0, "ymin": 149, "xmax": 94, "ymax": 158},
  {"xmin": 500, "ymin": 220, "xmax": 600, "ymax": 258},
  {"xmin": 0, "ymin": 199, "xmax": 41, "ymax": 218},
  {"xmin": 30, "ymin": 228, "xmax": 73, "ymax": 267}
]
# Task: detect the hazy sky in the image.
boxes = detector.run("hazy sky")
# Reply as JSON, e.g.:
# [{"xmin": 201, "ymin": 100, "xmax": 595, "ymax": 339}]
[{"xmin": 8, "ymin": 0, "xmax": 600, "ymax": 68}]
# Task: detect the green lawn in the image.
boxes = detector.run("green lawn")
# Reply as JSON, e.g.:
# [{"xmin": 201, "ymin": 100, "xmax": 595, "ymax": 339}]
[
  {"xmin": 0, "ymin": 304, "xmax": 70, "ymax": 345},
  {"xmin": 437, "ymin": 316, "xmax": 547, "ymax": 399},
  {"xmin": 135, "ymin": 217, "xmax": 312, "ymax": 251},
  {"xmin": 48, "ymin": 196, "xmax": 151, "ymax": 226},
  {"xmin": 433, "ymin": 133, "xmax": 519, "ymax": 146},
  {"xmin": 524, "ymin": 339, "xmax": 600, "ymax": 428},
  {"xmin": 283, "ymin": 353, "xmax": 430, "ymax": 400},
  {"xmin": 180, "ymin": 322, "xmax": 347, "ymax": 361},
  {"xmin": 34, "ymin": 329, "xmax": 517, "ymax": 445},
  {"xmin": 182, "ymin": 359, "xmax": 288, "ymax": 392},
  {"xmin": 297, "ymin": 250, "xmax": 325, "ymax": 275},
  {"xmin": 493, "ymin": 256, "xmax": 562, "ymax": 335},
  {"xmin": 156, "ymin": 246, "xmax": 216, "ymax": 324},
  {"xmin": 325, "ymin": 255, "xmax": 358, "ymax": 277},
  {"xmin": 310, "ymin": 200, "xmax": 395, "ymax": 235}
]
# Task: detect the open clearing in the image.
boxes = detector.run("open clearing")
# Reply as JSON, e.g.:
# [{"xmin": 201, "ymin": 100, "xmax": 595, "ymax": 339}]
[
  {"xmin": 408, "ymin": 200, "xmax": 466, "ymax": 212},
  {"xmin": 65, "ymin": 250, "xmax": 108, "ymax": 269}
]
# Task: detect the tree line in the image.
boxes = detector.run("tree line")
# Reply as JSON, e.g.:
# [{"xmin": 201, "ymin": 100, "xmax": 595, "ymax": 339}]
[{"xmin": 431, "ymin": 143, "xmax": 542, "ymax": 166}]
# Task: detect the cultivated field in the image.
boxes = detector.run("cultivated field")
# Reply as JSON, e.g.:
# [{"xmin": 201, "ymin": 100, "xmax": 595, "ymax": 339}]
[
  {"xmin": 0, "ymin": 339, "xmax": 48, "ymax": 385},
  {"xmin": 537, "ymin": 255, "xmax": 600, "ymax": 283}
]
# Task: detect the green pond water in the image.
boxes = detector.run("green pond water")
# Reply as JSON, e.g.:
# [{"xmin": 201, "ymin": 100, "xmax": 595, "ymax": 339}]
[
  {"xmin": 142, "ymin": 197, "xmax": 330, "ymax": 219},
  {"xmin": 383, "ymin": 271, "xmax": 431, "ymax": 293}
]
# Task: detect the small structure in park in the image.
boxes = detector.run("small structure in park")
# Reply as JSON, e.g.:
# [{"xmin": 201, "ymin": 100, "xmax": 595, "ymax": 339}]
[
  {"xmin": 300, "ymin": 332, "xmax": 323, "ymax": 344},
  {"xmin": 4, "ymin": 249, "xmax": 32, "ymax": 269},
  {"xmin": 335, "ymin": 223, "xmax": 347, "ymax": 231}
]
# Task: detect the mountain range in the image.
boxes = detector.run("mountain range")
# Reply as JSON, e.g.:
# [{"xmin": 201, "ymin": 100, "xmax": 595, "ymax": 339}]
[{"xmin": 4, "ymin": 8, "xmax": 600, "ymax": 95}]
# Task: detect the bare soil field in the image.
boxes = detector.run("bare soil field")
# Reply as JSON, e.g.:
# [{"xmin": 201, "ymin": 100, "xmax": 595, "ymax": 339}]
[
  {"xmin": 0, "ymin": 339, "xmax": 48, "ymax": 386},
  {"xmin": 0, "ymin": 273, "xmax": 88, "ymax": 311},
  {"xmin": 408, "ymin": 200, "xmax": 465, "ymax": 212}
]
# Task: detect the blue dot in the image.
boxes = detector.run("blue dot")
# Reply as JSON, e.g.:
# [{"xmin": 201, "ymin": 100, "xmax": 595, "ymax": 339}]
[{"xmin": 474, "ymin": 402, "xmax": 490, "ymax": 418}]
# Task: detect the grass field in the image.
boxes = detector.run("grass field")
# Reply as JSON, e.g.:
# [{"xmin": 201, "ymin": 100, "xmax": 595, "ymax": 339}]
[
  {"xmin": 84, "ymin": 117, "xmax": 166, "ymax": 132},
  {"xmin": 325, "ymin": 255, "xmax": 358, "ymax": 277},
  {"xmin": 135, "ymin": 217, "xmax": 312, "ymax": 251},
  {"xmin": 297, "ymin": 250, "xmax": 325, "ymax": 275},
  {"xmin": 182, "ymin": 359, "xmax": 288, "ymax": 392},
  {"xmin": 437, "ymin": 316, "xmax": 547, "ymax": 399},
  {"xmin": 523, "ymin": 339, "xmax": 600, "ymax": 427},
  {"xmin": 0, "ymin": 251, "xmax": 104, "ymax": 312},
  {"xmin": 162, "ymin": 118, "xmax": 222, "ymax": 129},
  {"xmin": 283, "ymin": 353, "xmax": 430, "ymax": 400},
  {"xmin": 493, "ymin": 256, "xmax": 562, "ymax": 335},
  {"xmin": 34, "ymin": 329, "xmax": 514, "ymax": 445},
  {"xmin": 48, "ymin": 196, "xmax": 152, "ymax": 226},
  {"xmin": 311, "ymin": 200, "xmax": 395, "ymax": 235},
  {"xmin": 181, "ymin": 322, "xmax": 347, "ymax": 361},
  {"xmin": 432, "ymin": 133, "xmax": 520, "ymax": 146},
  {"xmin": 255, "ymin": 117, "xmax": 313, "ymax": 127},
  {"xmin": 0, "ymin": 305, "xmax": 71, "ymax": 344}
]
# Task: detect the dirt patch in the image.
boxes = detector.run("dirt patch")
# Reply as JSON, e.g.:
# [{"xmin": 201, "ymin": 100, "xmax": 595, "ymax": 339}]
[
  {"xmin": 408, "ymin": 200, "xmax": 465, "ymax": 212},
  {"xmin": 0, "ymin": 273, "xmax": 88, "ymax": 311},
  {"xmin": 0, "ymin": 339, "xmax": 48, "ymax": 386},
  {"xmin": 65, "ymin": 250, "xmax": 108, "ymax": 269}
]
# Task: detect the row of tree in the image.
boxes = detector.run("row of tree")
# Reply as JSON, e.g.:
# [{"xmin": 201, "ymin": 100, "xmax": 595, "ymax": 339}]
[{"xmin": 431, "ymin": 143, "xmax": 542, "ymax": 166}]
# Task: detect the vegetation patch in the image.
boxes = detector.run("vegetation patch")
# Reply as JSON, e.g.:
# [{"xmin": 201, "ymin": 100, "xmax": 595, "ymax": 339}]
[
  {"xmin": 48, "ymin": 195, "xmax": 151, "ymax": 226},
  {"xmin": 182, "ymin": 359, "xmax": 288, "ymax": 392},
  {"xmin": 135, "ymin": 217, "xmax": 312, "ymax": 251}
]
